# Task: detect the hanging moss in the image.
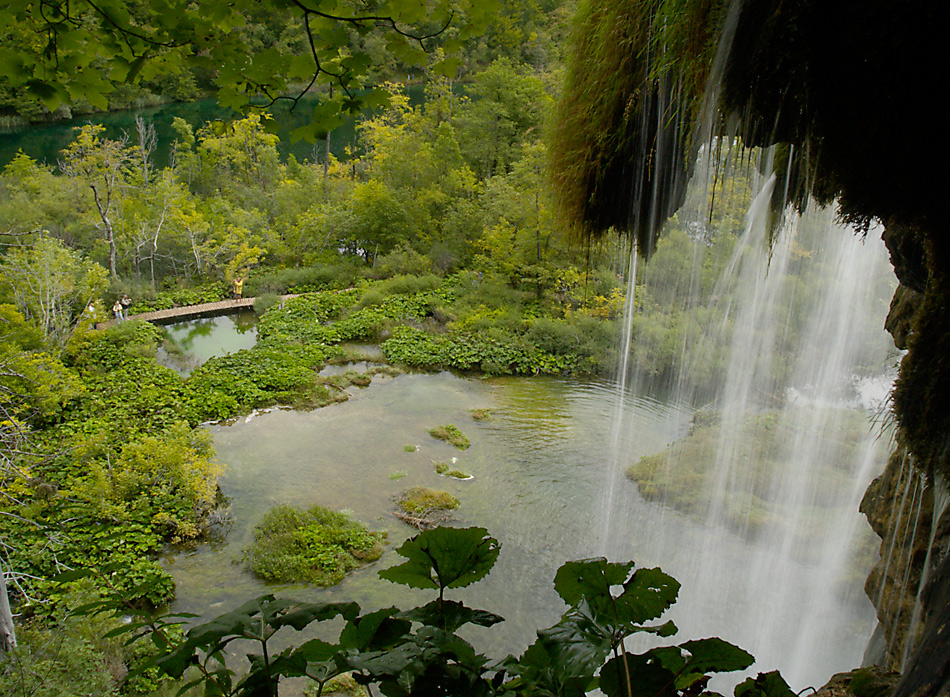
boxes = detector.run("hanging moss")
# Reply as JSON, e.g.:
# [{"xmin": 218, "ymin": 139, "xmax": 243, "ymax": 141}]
[{"xmin": 549, "ymin": 0, "xmax": 730, "ymax": 256}]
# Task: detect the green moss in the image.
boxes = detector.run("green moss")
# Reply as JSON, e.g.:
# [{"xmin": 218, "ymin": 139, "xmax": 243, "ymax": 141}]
[
  {"xmin": 628, "ymin": 406, "xmax": 871, "ymax": 541},
  {"xmin": 395, "ymin": 487, "xmax": 459, "ymax": 516},
  {"xmin": 550, "ymin": 0, "xmax": 730, "ymax": 254},
  {"xmin": 242, "ymin": 504, "xmax": 385, "ymax": 586},
  {"xmin": 389, "ymin": 470, "xmax": 408, "ymax": 480},
  {"xmin": 427, "ymin": 424, "xmax": 471, "ymax": 449},
  {"xmin": 306, "ymin": 673, "xmax": 367, "ymax": 696},
  {"xmin": 434, "ymin": 462, "xmax": 472, "ymax": 480},
  {"xmin": 469, "ymin": 408, "xmax": 494, "ymax": 421}
]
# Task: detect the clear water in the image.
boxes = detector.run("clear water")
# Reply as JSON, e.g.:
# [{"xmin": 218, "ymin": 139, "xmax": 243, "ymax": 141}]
[
  {"xmin": 164, "ymin": 372, "xmax": 691, "ymax": 659},
  {"xmin": 159, "ymin": 311, "xmax": 257, "ymax": 376}
]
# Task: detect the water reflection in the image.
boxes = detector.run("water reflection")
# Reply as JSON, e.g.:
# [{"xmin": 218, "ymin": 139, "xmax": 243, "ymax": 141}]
[{"xmin": 159, "ymin": 311, "xmax": 257, "ymax": 375}]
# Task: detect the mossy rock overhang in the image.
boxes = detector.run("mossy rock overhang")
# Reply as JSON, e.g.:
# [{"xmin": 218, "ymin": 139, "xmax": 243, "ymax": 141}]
[
  {"xmin": 554, "ymin": 0, "xmax": 946, "ymax": 471},
  {"xmin": 553, "ymin": 0, "xmax": 941, "ymax": 254}
]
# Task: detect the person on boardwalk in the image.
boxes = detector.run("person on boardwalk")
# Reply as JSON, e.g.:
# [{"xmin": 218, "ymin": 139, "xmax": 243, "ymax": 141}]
[
  {"xmin": 120, "ymin": 293, "xmax": 132, "ymax": 314},
  {"xmin": 231, "ymin": 276, "xmax": 244, "ymax": 299},
  {"xmin": 112, "ymin": 299, "xmax": 124, "ymax": 321}
]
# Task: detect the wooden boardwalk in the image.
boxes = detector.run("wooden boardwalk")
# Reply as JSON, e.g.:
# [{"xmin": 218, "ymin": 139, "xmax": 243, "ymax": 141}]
[{"xmin": 102, "ymin": 294, "xmax": 301, "ymax": 328}]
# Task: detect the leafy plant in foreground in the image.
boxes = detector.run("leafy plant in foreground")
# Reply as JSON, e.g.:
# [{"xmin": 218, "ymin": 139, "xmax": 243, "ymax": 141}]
[{"xmin": 114, "ymin": 526, "xmax": 794, "ymax": 697}]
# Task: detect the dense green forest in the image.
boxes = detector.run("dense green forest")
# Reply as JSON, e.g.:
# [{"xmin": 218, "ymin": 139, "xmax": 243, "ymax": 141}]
[{"xmin": 0, "ymin": 1, "xmax": 896, "ymax": 696}]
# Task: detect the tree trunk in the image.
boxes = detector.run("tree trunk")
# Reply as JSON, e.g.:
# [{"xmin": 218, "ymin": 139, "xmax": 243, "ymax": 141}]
[{"xmin": 0, "ymin": 564, "xmax": 16, "ymax": 651}]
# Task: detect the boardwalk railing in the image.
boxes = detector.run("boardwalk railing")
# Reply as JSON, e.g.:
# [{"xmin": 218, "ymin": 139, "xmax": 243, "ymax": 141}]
[{"xmin": 101, "ymin": 294, "xmax": 301, "ymax": 328}]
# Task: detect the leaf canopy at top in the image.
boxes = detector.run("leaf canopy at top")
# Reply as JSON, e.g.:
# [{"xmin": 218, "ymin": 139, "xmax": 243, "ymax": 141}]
[{"xmin": 0, "ymin": 0, "xmax": 499, "ymax": 139}]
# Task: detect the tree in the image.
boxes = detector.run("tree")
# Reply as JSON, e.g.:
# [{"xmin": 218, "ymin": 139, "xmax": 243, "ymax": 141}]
[
  {"xmin": 0, "ymin": 237, "xmax": 108, "ymax": 348},
  {"xmin": 0, "ymin": 0, "xmax": 499, "ymax": 141},
  {"xmin": 59, "ymin": 125, "xmax": 132, "ymax": 278},
  {"xmin": 455, "ymin": 58, "xmax": 551, "ymax": 178}
]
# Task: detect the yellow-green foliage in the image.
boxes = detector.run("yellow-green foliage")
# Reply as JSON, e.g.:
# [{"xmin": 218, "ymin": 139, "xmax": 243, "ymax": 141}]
[
  {"xmin": 306, "ymin": 672, "xmax": 367, "ymax": 697},
  {"xmin": 469, "ymin": 408, "xmax": 494, "ymax": 421},
  {"xmin": 243, "ymin": 504, "xmax": 385, "ymax": 586},
  {"xmin": 395, "ymin": 487, "xmax": 460, "ymax": 516},
  {"xmin": 434, "ymin": 462, "xmax": 471, "ymax": 479},
  {"xmin": 0, "ymin": 582, "xmax": 186, "ymax": 697},
  {"xmin": 71, "ymin": 422, "xmax": 223, "ymax": 542}
]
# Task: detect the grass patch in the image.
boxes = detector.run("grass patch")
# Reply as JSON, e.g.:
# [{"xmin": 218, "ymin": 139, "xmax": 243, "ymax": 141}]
[
  {"xmin": 243, "ymin": 504, "xmax": 385, "ymax": 586},
  {"xmin": 434, "ymin": 461, "xmax": 472, "ymax": 480},
  {"xmin": 469, "ymin": 408, "xmax": 494, "ymax": 421},
  {"xmin": 427, "ymin": 424, "xmax": 471, "ymax": 449},
  {"xmin": 389, "ymin": 470, "xmax": 408, "ymax": 480},
  {"xmin": 394, "ymin": 487, "xmax": 459, "ymax": 529},
  {"xmin": 403, "ymin": 444, "xmax": 419, "ymax": 452}
]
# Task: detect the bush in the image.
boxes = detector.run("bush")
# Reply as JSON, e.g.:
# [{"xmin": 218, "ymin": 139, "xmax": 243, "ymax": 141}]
[
  {"xmin": 243, "ymin": 504, "xmax": 385, "ymax": 586},
  {"xmin": 246, "ymin": 264, "xmax": 359, "ymax": 296},
  {"xmin": 253, "ymin": 292, "xmax": 282, "ymax": 314}
]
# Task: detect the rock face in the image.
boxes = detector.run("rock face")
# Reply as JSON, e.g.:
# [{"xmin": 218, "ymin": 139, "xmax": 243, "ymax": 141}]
[
  {"xmin": 865, "ymin": 210, "xmax": 950, "ymax": 691},
  {"xmin": 860, "ymin": 450, "xmax": 947, "ymax": 670}
]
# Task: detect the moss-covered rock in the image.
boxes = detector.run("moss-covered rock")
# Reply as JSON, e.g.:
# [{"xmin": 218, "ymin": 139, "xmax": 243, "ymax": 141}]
[
  {"xmin": 393, "ymin": 487, "xmax": 459, "ymax": 530},
  {"xmin": 242, "ymin": 504, "xmax": 385, "ymax": 586}
]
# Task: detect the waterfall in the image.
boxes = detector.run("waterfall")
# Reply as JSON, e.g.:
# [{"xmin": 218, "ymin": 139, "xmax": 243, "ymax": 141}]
[{"xmin": 601, "ymin": 149, "xmax": 897, "ymax": 689}]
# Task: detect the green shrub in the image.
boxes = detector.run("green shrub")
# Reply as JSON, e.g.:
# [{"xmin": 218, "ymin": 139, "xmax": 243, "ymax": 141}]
[
  {"xmin": 375, "ymin": 273, "xmax": 442, "ymax": 296},
  {"xmin": 366, "ymin": 245, "xmax": 433, "ymax": 279},
  {"xmin": 253, "ymin": 292, "xmax": 282, "ymax": 314},
  {"xmin": 243, "ymin": 504, "xmax": 385, "ymax": 586},
  {"xmin": 427, "ymin": 424, "xmax": 470, "ymax": 449},
  {"xmin": 246, "ymin": 264, "xmax": 359, "ymax": 296}
]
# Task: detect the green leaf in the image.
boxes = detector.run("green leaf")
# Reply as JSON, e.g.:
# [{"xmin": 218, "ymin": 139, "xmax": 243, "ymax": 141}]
[
  {"xmin": 401, "ymin": 599, "xmax": 504, "ymax": 632},
  {"xmin": 600, "ymin": 653, "xmax": 677, "ymax": 697},
  {"xmin": 679, "ymin": 637, "xmax": 754, "ymax": 674},
  {"xmin": 553, "ymin": 558, "xmax": 634, "ymax": 607},
  {"xmin": 735, "ymin": 671, "xmax": 797, "ymax": 697},
  {"xmin": 615, "ymin": 566, "xmax": 681, "ymax": 624},
  {"xmin": 431, "ymin": 57, "xmax": 462, "ymax": 78},
  {"xmin": 268, "ymin": 600, "xmax": 359, "ymax": 631},
  {"xmin": 288, "ymin": 638, "xmax": 343, "ymax": 682},
  {"xmin": 379, "ymin": 526, "xmax": 500, "ymax": 592},
  {"xmin": 339, "ymin": 607, "xmax": 412, "ymax": 651}
]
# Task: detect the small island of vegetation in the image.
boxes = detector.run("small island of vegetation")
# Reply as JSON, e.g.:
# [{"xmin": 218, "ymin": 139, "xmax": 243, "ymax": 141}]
[{"xmin": 242, "ymin": 504, "xmax": 385, "ymax": 586}]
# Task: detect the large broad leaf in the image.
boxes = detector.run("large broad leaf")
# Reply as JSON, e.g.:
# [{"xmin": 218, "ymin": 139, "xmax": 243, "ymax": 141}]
[
  {"xmin": 378, "ymin": 527, "xmax": 500, "ymax": 592},
  {"xmin": 554, "ymin": 558, "xmax": 635, "ymax": 609},
  {"xmin": 266, "ymin": 600, "xmax": 359, "ymax": 632},
  {"xmin": 735, "ymin": 671, "xmax": 797, "ymax": 697},
  {"xmin": 401, "ymin": 600, "xmax": 504, "ymax": 632},
  {"xmin": 600, "ymin": 653, "xmax": 677, "ymax": 697},
  {"xmin": 514, "ymin": 599, "xmax": 613, "ymax": 694},
  {"xmin": 288, "ymin": 638, "xmax": 343, "ymax": 682},
  {"xmin": 339, "ymin": 607, "xmax": 412, "ymax": 651},
  {"xmin": 615, "ymin": 567, "xmax": 681, "ymax": 625},
  {"xmin": 679, "ymin": 638, "xmax": 754, "ymax": 674}
]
